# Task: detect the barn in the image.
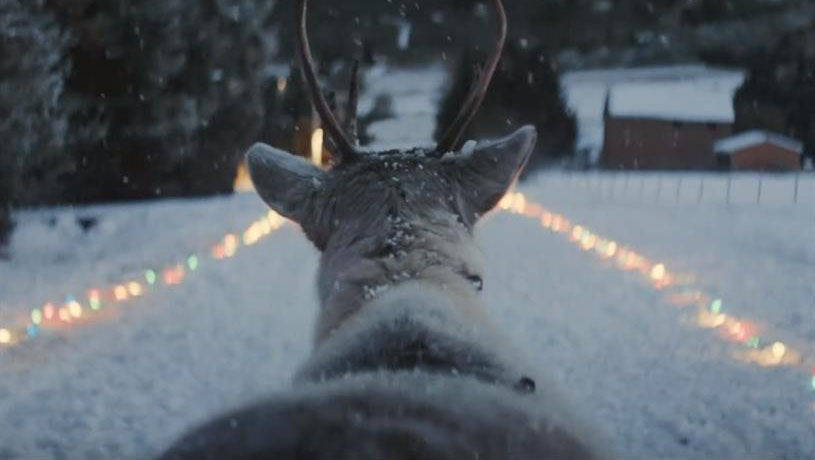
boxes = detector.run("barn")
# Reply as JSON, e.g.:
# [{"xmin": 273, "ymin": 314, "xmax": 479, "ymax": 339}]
[
  {"xmin": 600, "ymin": 81, "xmax": 736, "ymax": 170},
  {"xmin": 713, "ymin": 130, "xmax": 803, "ymax": 171}
]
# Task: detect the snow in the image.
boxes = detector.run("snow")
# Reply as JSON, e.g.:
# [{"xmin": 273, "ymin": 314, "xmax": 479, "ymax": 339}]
[
  {"xmin": 360, "ymin": 63, "xmax": 446, "ymax": 152},
  {"xmin": 1, "ymin": 64, "xmax": 814, "ymax": 459},
  {"xmin": 608, "ymin": 81, "xmax": 736, "ymax": 123},
  {"xmin": 714, "ymin": 130, "xmax": 804, "ymax": 155}
]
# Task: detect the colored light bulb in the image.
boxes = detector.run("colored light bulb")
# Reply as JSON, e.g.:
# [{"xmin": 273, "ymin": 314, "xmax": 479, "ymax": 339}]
[
  {"xmin": 31, "ymin": 309, "xmax": 43, "ymax": 325},
  {"xmin": 187, "ymin": 255, "xmax": 199, "ymax": 271}
]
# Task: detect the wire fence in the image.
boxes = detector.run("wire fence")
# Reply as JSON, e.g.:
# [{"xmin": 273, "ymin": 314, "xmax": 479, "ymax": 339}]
[{"xmin": 554, "ymin": 171, "xmax": 815, "ymax": 206}]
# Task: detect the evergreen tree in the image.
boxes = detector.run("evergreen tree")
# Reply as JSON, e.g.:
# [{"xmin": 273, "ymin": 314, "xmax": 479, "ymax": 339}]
[
  {"xmin": 48, "ymin": 0, "xmax": 276, "ymax": 201},
  {"xmin": 733, "ymin": 26, "xmax": 815, "ymax": 162},
  {"xmin": 0, "ymin": 0, "xmax": 68, "ymax": 254},
  {"xmin": 435, "ymin": 43, "xmax": 576, "ymax": 173}
]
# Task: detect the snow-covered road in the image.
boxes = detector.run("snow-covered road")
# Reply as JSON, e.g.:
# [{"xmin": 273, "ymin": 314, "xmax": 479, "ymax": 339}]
[{"xmin": 0, "ymin": 64, "xmax": 813, "ymax": 459}]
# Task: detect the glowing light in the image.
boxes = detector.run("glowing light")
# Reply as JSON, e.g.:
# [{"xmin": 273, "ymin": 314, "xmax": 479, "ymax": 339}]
[
  {"xmin": 43, "ymin": 303, "xmax": 55, "ymax": 320},
  {"xmin": 771, "ymin": 342, "xmax": 787, "ymax": 360},
  {"xmin": 311, "ymin": 128, "xmax": 324, "ymax": 166},
  {"xmin": 89, "ymin": 290, "xmax": 102, "ymax": 310},
  {"xmin": 267, "ymin": 210, "xmax": 285, "ymax": 229},
  {"xmin": 31, "ymin": 309, "xmax": 43, "ymax": 325},
  {"xmin": 163, "ymin": 265, "xmax": 186, "ymax": 285},
  {"xmin": 127, "ymin": 282, "xmax": 143, "ymax": 297},
  {"xmin": 187, "ymin": 255, "xmax": 199, "ymax": 271},
  {"xmin": 276, "ymin": 76, "xmax": 288, "ymax": 93},
  {"xmin": 745, "ymin": 336, "xmax": 761, "ymax": 349},
  {"xmin": 580, "ymin": 234, "xmax": 597, "ymax": 251},
  {"xmin": 511, "ymin": 194, "xmax": 526, "ymax": 214},
  {"xmin": 540, "ymin": 212, "xmax": 552, "ymax": 228},
  {"xmin": 243, "ymin": 223, "xmax": 263, "ymax": 246},
  {"xmin": 0, "ymin": 329, "xmax": 11, "ymax": 344},
  {"xmin": 114, "ymin": 285, "xmax": 129, "ymax": 301},
  {"xmin": 224, "ymin": 234, "xmax": 239, "ymax": 258},
  {"xmin": 58, "ymin": 308, "xmax": 71, "ymax": 322},
  {"xmin": 145, "ymin": 270, "xmax": 157, "ymax": 285},
  {"xmin": 728, "ymin": 321, "xmax": 752, "ymax": 342},
  {"xmin": 710, "ymin": 299, "xmax": 722, "ymax": 314},
  {"xmin": 650, "ymin": 264, "xmax": 666, "ymax": 281},
  {"xmin": 697, "ymin": 310, "xmax": 726, "ymax": 328},
  {"xmin": 811, "ymin": 375, "xmax": 815, "ymax": 391},
  {"xmin": 68, "ymin": 301, "xmax": 82, "ymax": 318},
  {"xmin": 26, "ymin": 325, "xmax": 38, "ymax": 338},
  {"xmin": 233, "ymin": 161, "xmax": 255, "ymax": 193}
]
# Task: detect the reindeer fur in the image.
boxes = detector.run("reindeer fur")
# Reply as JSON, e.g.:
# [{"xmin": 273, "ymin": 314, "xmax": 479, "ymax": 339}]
[{"xmin": 160, "ymin": 126, "xmax": 607, "ymax": 459}]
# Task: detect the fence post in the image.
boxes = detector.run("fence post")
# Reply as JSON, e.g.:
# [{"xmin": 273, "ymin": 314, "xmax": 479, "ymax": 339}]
[
  {"xmin": 793, "ymin": 172, "xmax": 799, "ymax": 204},
  {"xmin": 623, "ymin": 172, "xmax": 630, "ymax": 197},
  {"xmin": 756, "ymin": 174, "xmax": 762, "ymax": 205},
  {"xmin": 639, "ymin": 175, "xmax": 645, "ymax": 200},
  {"xmin": 675, "ymin": 177, "xmax": 682, "ymax": 203},
  {"xmin": 726, "ymin": 175, "xmax": 732, "ymax": 205},
  {"xmin": 697, "ymin": 177, "xmax": 704, "ymax": 204},
  {"xmin": 656, "ymin": 175, "xmax": 662, "ymax": 203},
  {"xmin": 609, "ymin": 173, "xmax": 615, "ymax": 200}
]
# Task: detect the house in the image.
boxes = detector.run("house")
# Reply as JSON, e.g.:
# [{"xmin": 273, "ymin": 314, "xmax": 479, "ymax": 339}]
[
  {"xmin": 600, "ymin": 81, "xmax": 737, "ymax": 170},
  {"xmin": 714, "ymin": 130, "xmax": 803, "ymax": 171}
]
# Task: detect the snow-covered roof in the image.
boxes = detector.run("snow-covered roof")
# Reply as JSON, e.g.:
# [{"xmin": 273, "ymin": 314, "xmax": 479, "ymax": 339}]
[
  {"xmin": 714, "ymin": 130, "xmax": 804, "ymax": 155},
  {"xmin": 607, "ymin": 81, "xmax": 737, "ymax": 123}
]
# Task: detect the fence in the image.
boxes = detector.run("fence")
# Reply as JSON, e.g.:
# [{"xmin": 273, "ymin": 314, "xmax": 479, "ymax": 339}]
[{"xmin": 552, "ymin": 172, "xmax": 815, "ymax": 207}]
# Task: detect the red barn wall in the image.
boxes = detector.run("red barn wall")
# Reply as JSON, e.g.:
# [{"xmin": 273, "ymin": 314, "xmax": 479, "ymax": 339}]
[
  {"xmin": 601, "ymin": 117, "xmax": 732, "ymax": 170},
  {"xmin": 730, "ymin": 143, "xmax": 802, "ymax": 171}
]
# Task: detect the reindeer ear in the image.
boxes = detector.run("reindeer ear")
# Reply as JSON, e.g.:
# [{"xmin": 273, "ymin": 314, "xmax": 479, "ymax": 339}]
[
  {"xmin": 246, "ymin": 143, "xmax": 325, "ymax": 224},
  {"xmin": 446, "ymin": 125, "xmax": 537, "ymax": 221}
]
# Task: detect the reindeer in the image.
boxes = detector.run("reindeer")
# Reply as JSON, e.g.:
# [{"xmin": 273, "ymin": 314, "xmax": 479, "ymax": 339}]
[{"xmin": 161, "ymin": 1, "xmax": 603, "ymax": 458}]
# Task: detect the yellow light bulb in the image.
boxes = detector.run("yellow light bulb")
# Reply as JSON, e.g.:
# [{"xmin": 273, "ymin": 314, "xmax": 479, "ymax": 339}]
[
  {"xmin": 114, "ymin": 285, "xmax": 129, "ymax": 301},
  {"xmin": 771, "ymin": 342, "xmax": 786, "ymax": 360},
  {"xmin": 68, "ymin": 301, "xmax": 82, "ymax": 318},
  {"xmin": 311, "ymin": 128, "xmax": 324, "ymax": 166},
  {"xmin": 650, "ymin": 264, "xmax": 666, "ymax": 281},
  {"xmin": 127, "ymin": 282, "xmax": 143, "ymax": 296}
]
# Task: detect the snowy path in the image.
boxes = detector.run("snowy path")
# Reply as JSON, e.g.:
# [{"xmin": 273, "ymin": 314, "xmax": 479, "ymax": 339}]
[
  {"xmin": 2, "ymin": 189, "xmax": 813, "ymax": 458},
  {"xmin": 1, "ymin": 65, "xmax": 813, "ymax": 458}
]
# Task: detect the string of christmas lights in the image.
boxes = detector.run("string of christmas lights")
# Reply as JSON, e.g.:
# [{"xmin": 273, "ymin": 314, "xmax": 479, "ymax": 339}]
[
  {"xmin": 496, "ymin": 192, "xmax": 815, "ymax": 395},
  {"xmin": 0, "ymin": 210, "xmax": 286, "ymax": 348},
  {"xmin": 1, "ymin": 192, "xmax": 812, "ymax": 397}
]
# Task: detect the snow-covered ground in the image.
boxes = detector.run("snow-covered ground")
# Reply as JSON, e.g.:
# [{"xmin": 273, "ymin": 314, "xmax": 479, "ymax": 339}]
[{"xmin": 1, "ymin": 64, "xmax": 814, "ymax": 459}]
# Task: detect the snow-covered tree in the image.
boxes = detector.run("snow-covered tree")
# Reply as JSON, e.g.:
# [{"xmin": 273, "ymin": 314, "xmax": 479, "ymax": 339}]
[
  {"xmin": 49, "ymin": 0, "xmax": 277, "ymax": 201},
  {"xmin": 0, "ymin": 0, "xmax": 68, "ymax": 253}
]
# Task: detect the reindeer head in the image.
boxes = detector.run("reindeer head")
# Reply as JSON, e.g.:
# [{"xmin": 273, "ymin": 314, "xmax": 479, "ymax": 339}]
[{"xmin": 248, "ymin": 0, "xmax": 536, "ymax": 254}]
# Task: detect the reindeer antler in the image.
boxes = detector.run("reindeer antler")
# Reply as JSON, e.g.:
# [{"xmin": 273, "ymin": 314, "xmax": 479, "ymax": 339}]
[
  {"xmin": 437, "ymin": 0, "xmax": 507, "ymax": 153},
  {"xmin": 298, "ymin": 0, "xmax": 506, "ymax": 159},
  {"xmin": 297, "ymin": 0, "xmax": 359, "ymax": 162}
]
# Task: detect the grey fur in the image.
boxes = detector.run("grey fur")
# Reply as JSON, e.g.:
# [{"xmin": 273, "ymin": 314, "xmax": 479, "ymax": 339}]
[{"xmin": 161, "ymin": 126, "xmax": 607, "ymax": 459}]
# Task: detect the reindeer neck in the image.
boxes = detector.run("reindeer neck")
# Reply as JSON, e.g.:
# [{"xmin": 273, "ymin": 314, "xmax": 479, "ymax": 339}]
[{"xmin": 314, "ymin": 206, "xmax": 484, "ymax": 342}]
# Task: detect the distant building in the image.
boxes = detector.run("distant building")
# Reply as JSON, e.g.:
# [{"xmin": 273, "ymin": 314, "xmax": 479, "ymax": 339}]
[
  {"xmin": 600, "ymin": 82, "xmax": 735, "ymax": 170},
  {"xmin": 714, "ymin": 131, "xmax": 803, "ymax": 171}
]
